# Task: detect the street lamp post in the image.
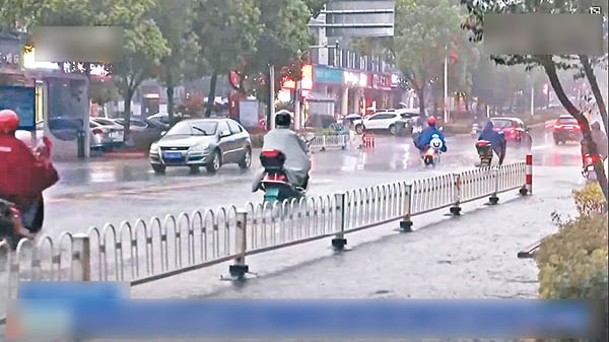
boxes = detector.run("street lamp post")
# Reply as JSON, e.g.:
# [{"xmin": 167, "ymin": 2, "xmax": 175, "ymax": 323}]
[
  {"xmin": 528, "ymin": 75, "xmax": 534, "ymax": 117},
  {"xmin": 442, "ymin": 28, "xmax": 449, "ymax": 123}
]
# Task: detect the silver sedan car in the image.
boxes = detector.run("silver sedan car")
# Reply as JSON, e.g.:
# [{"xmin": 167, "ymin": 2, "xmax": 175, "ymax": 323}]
[{"xmin": 149, "ymin": 118, "xmax": 252, "ymax": 174}]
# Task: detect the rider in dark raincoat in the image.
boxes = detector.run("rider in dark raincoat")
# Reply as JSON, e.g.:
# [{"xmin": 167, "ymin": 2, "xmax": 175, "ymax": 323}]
[
  {"xmin": 414, "ymin": 116, "xmax": 447, "ymax": 153},
  {"xmin": 478, "ymin": 121, "xmax": 507, "ymax": 165}
]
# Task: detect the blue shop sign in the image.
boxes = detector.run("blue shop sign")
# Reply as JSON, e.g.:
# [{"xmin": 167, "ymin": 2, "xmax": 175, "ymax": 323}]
[{"xmin": 313, "ymin": 65, "xmax": 343, "ymax": 85}]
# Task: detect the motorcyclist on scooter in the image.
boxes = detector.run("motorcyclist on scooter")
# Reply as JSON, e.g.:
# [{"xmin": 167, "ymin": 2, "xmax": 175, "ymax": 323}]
[
  {"xmin": 478, "ymin": 121, "xmax": 507, "ymax": 165},
  {"xmin": 414, "ymin": 116, "xmax": 447, "ymax": 153},
  {"xmin": 0, "ymin": 109, "xmax": 59, "ymax": 239},
  {"xmin": 580, "ymin": 121, "xmax": 608, "ymax": 167},
  {"xmin": 252, "ymin": 110, "xmax": 311, "ymax": 191}
]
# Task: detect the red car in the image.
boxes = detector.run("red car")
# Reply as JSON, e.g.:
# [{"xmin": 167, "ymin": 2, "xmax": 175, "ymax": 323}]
[
  {"xmin": 552, "ymin": 115, "xmax": 582, "ymax": 145},
  {"xmin": 490, "ymin": 117, "xmax": 532, "ymax": 148}
]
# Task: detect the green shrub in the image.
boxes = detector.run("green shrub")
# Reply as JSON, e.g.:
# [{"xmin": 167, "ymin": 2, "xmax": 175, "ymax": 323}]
[
  {"xmin": 315, "ymin": 128, "xmax": 338, "ymax": 136},
  {"xmin": 572, "ymin": 182, "xmax": 608, "ymax": 216},
  {"xmin": 536, "ymin": 185, "xmax": 608, "ymax": 340},
  {"xmin": 442, "ymin": 122, "xmax": 471, "ymax": 135},
  {"xmin": 537, "ymin": 213, "xmax": 608, "ymax": 300}
]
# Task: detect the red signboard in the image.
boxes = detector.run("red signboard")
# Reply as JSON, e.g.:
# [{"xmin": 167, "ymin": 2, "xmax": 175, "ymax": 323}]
[
  {"xmin": 301, "ymin": 64, "xmax": 313, "ymax": 90},
  {"xmin": 281, "ymin": 76, "xmax": 296, "ymax": 90},
  {"xmin": 372, "ymin": 73, "xmax": 392, "ymax": 90}
]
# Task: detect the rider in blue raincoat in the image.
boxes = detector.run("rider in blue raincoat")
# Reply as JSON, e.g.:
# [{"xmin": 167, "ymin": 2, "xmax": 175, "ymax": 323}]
[
  {"xmin": 415, "ymin": 116, "xmax": 447, "ymax": 153},
  {"xmin": 478, "ymin": 121, "xmax": 507, "ymax": 164}
]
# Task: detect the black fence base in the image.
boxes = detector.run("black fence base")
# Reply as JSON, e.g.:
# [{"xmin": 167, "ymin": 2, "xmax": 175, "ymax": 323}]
[
  {"xmin": 519, "ymin": 187, "xmax": 529, "ymax": 196},
  {"xmin": 399, "ymin": 220, "xmax": 413, "ymax": 233},
  {"xmin": 450, "ymin": 206, "xmax": 462, "ymax": 216},
  {"xmin": 332, "ymin": 238, "xmax": 347, "ymax": 251},
  {"xmin": 489, "ymin": 195, "xmax": 499, "ymax": 205},
  {"xmin": 229, "ymin": 264, "xmax": 249, "ymax": 279}
]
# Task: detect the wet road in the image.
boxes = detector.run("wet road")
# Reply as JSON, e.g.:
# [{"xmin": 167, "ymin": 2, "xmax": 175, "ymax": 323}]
[
  {"xmin": 39, "ymin": 130, "xmax": 574, "ymax": 239},
  {"xmin": 123, "ymin": 130, "xmax": 584, "ymax": 302}
]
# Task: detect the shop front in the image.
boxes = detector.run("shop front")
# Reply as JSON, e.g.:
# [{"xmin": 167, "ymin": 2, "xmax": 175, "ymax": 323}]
[
  {"xmin": 342, "ymin": 70, "xmax": 368, "ymax": 116},
  {"xmin": 364, "ymin": 72, "xmax": 393, "ymax": 114},
  {"xmin": 307, "ymin": 65, "xmax": 343, "ymax": 119}
]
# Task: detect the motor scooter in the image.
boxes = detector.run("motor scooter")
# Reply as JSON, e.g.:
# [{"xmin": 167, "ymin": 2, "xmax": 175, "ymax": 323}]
[
  {"xmin": 582, "ymin": 154, "xmax": 601, "ymax": 181},
  {"xmin": 0, "ymin": 199, "xmax": 40, "ymax": 250},
  {"xmin": 475, "ymin": 140, "xmax": 494, "ymax": 167},
  {"xmin": 256, "ymin": 150, "xmax": 307, "ymax": 203},
  {"xmin": 422, "ymin": 135, "xmax": 443, "ymax": 167}
]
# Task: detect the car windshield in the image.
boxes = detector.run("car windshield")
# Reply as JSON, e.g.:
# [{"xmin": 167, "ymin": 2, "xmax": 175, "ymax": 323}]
[
  {"xmin": 557, "ymin": 117, "xmax": 578, "ymax": 124},
  {"xmin": 166, "ymin": 121, "xmax": 217, "ymax": 136},
  {"xmin": 93, "ymin": 118, "xmax": 116, "ymax": 126},
  {"xmin": 491, "ymin": 120, "xmax": 514, "ymax": 128}
]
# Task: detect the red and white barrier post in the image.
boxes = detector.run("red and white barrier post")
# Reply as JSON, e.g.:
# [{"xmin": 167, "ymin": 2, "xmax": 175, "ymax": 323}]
[{"xmin": 521, "ymin": 154, "xmax": 533, "ymax": 196}]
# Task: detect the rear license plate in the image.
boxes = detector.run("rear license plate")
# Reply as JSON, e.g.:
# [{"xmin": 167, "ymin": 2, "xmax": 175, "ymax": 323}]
[
  {"xmin": 163, "ymin": 152, "xmax": 182, "ymax": 160},
  {"xmin": 265, "ymin": 187, "xmax": 280, "ymax": 197}
]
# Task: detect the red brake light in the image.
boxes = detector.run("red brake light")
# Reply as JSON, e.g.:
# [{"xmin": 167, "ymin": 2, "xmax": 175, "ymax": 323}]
[
  {"xmin": 553, "ymin": 124, "xmax": 562, "ymax": 129},
  {"xmin": 93, "ymin": 128, "xmax": 103, "ymax": 135},
  {"xmin": 262, "ymin": 149, "xmax": 280, "ymax": 157}
]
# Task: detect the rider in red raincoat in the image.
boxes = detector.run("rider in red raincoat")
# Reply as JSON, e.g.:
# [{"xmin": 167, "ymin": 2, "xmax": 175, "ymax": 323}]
[{"xmin": 0, "ymin": 109, "xmax": 59, "ymax": 235}]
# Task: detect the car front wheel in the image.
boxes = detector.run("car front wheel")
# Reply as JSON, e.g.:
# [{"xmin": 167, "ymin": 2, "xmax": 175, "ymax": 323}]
[
  {"xmin": 152, "ymin": 164, "xmax": 166, "ymax": 174},
  {"xmin": 355, "ymin": 125, "xmax": 363, "ymax": 134},
  {"xmin": 206, "ymin": 150, "xmax": 221, "ymax": 173},
  {"xmin": 389, "ymin": 125, "xmax": 397, "ymax": 135}
]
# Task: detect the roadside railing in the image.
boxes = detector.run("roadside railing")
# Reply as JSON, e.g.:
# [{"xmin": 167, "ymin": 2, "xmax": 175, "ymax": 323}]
[
  {"xmin": 0, "ymin": 159, "xmax": 530, "ymax": 320},
  {"xmin": 309, "ymin": 135, "xmax": 349, "ymax": 152}
]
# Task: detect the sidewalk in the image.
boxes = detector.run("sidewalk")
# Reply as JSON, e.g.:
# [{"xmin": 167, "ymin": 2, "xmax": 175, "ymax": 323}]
[{"xmin": 130, "ymin": 165, "xmax": 582, "ymax": 300}]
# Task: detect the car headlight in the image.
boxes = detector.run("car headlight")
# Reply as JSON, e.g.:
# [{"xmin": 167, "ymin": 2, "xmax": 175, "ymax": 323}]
[
  {"xmin": 149, "ymin": 143, "xmax": 159, "ymax": 153},
  {"xmin": 190, "ymin": 143, "xmax": 209, "ymax": 152}
]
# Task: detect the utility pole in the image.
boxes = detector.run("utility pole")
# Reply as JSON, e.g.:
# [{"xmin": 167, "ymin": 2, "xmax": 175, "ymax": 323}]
[
  {"xmin": 269, "ymin": 64, "xmax": 275, "ymax": 130},
  {"xmin": 443, "ymin": 44, "xmax": 449, "ymax": 123}
]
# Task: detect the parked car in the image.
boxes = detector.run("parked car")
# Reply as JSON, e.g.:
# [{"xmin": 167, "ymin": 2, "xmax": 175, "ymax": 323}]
[
  {"xmin": 90, "ymin": 118, "xmax": 125, "ymax": 150},
  {"xmin": 552, "ymin": 115, "xmax": 582, "ymax": 145},
  {"xmin": 394, "ymin": 109, "xmax": 422, "ymax": 136},
  {"xmin": 113, "ymin": 117, "xmax": 149, "ymax": 133},
  {"xmin": 354, "ymin": 112, "xmax": 402, "ymax": 135},
  {"xmin": 149, "ymin": 118, "xmax": 252, "ymax": 174},
  {"xmin": 16, "ymin": 118, "xmax": 104, "ymax": 152},
  {"xmin": 489, "ymin": 117, "xmax": 532, "ymax": 148}
]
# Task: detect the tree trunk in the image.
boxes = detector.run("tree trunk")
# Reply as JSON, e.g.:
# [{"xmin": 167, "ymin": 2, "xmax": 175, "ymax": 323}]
[
  {"xmin": 167, "ymin": 86, "xmax": 174, "ymax": 121},
  {"xmin": 542, "ymin": 57, "xmax": 608, "ymax": 202},
  {"xmin": 579, "ymin": 55, "xmax": 608, "ymax": 133},
  {"xmin": 205, "ymin": 72, "xmax": 218, "ymax": 118},
  {"xmin": 123, "ymin": 88, "xmax": 135, "ymax": 144},
  {"xmin": 416, "ymin": 86, "xmax": 426, "ymax": 117}
]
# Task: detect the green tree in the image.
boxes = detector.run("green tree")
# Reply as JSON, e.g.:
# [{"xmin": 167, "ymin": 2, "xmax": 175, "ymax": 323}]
[
  {"xmin": 193, "ymin": 0, "xmax": 261, "ymax": 117},
  {"xmin": 151, "ymin": 0, "xmax": 201, "ymax": 121},
  {"xmin": 460, "ymin": 0, "xmax": 609, "ymax": 200},
  {"xmin": 89, "ymin": 77, "xmax": 120, "ymax": 107},
  {"xmin": 392, "ymin": 0, "xmax": 469, "ymax": 118},
  {"xmin": 103, "ymin": 0, "xmax": 170, "ymax": 142}
]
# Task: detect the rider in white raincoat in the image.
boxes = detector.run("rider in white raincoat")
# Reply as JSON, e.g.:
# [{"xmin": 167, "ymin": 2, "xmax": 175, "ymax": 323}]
[{"xmin": 252, "ymin": 110, "xmax": 311, "ymax": 191}]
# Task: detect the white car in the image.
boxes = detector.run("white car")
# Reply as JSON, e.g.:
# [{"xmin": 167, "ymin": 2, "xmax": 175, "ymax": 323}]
[
  {"xmin": 90, "ymin": 118, "xmax": 125, "ymax": 150},
  {"xmin": 354, "ymin": 112, "xmax": 402, "ymax": 135}
]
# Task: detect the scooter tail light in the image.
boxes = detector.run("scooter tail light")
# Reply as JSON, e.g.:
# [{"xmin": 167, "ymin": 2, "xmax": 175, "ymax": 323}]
[
  {"xmin": 261, "ymin": 149, "xmax": 280, "ymax": 158},
  {"xmin": 93, "ymin": 128, "xmax": 103, "ymax": 136}
]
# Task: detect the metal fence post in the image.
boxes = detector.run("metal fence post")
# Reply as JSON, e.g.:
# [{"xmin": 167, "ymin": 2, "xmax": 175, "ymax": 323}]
[
  {"xmin": 73, "ymin": 234, "xmax": 91, "ymax": 281},
  {"xmin": 399, "ymin": 183, "xmax": 413, "ymax": 232},
  {"xmin": 341, "ymin": 135, "xmax": 347, "ymax": 150},
  {"xmin": 520, "ymin": 154, "xmax": 533, "ymax": 195},
  {"xmin": 489, "ymin": 167, "xmax": 500, "ymax": 205},
  {"xmin": 450, "ymin": 173, "xmax": 462, "ymax": 216},
  {"xmin": 332, "ymin": 193, "xmax": 347, "ymax": 251},
  {"xmin": 321, "ymin": 135, "xmax": 327, "ymax": 152},
  {"xmin": 229, "ymin": 211, "xmax": 249, "ymax": 279}
]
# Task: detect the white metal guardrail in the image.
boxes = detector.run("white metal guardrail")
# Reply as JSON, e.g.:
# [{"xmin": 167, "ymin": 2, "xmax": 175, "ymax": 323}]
[
  {"xmin": 0, "ymin": 160, "xmax": 529, "ymax": 322},
  {"xmin": 309, "ymin": 135, "xmax": 349, "ymax": 152}
]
